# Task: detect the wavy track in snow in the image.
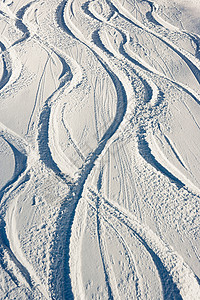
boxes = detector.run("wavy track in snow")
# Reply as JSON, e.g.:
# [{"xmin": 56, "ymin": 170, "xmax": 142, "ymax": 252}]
[
  {"xmin": 0, "ymin": 41, "xmax": 12, "ymax": 91},
  {"xmin": 87, "ymin": 188, "xmax": 200, "ymax": 299},
  {"xmin": 47, "ymin": 0, "xmax": 132, "ymax": 297},
  {"xmin": 0, "ymin": 0, "xmax": 200, "ymax": 298}
]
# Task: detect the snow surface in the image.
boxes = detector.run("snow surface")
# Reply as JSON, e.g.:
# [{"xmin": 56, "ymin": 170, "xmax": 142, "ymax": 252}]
[{"xmin": 0, "ymin": 0, "xmax": 200, "ymax": 299}]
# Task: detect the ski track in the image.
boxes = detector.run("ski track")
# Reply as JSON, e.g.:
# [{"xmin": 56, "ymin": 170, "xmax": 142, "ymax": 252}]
[
  {"xmin": 106, "ymin": 0, "xmax": 200, "ymax": 95},
  {"xmin": 66, "ymin": 0, "xmax": 200, "ymax": 298},
  {"xmin": 0, "ymin": 0, "xmax": 200, "ymax": 299},
  {"xmin": 85, "ymin": 0, "xmax": 200, "ymax": 107},
  {"xmin": 86, "ymin": 188, "xmax": 199, "ymax": 299},
  {"xmin": 0, "ymin": 133, "xmax": 30, "ymax": 291},
  {"xmin": 0, "ymin": 40, "xmax": 12, "ymax": 91},
  {"xmin": 0, "ymin": 0, "xmax": 78, "ymax": 297},
  {"xmin": 48, "ymin": 2, "xmax": 130, "ymax": 296}
]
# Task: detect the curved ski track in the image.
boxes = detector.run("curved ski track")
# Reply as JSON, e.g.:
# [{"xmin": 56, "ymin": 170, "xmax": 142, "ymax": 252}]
[{"xmin": 0, "ymin": 0, "xmax": 200, "ymax": 299}]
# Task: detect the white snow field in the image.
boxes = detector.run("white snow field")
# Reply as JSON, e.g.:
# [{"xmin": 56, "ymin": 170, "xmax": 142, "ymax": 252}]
[{"xmin": 0, "ymin": 0, "xmax": 200, "ymax": 298}]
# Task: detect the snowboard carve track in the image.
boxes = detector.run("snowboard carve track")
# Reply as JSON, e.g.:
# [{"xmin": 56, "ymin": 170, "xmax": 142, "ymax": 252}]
[
  {"xmin": 0, "ymin": 127, "xmax": 49, "ymax": 298},
  {"xmin": 51, "ymin": 0, "xmax": 200, "ymax": 298},
  {"xmin": 87, "ymin": 188, "xmax": 200, "ymax": 299},
  {"xmin": 47, "ymin": 0, "xmax": 130, "ymax": 296},
  {"xmin": 0, "ymin": 41, "xmax": 12, "ymax": 91},
  {"xmin": 83, "ymin": 0, "xmax": 200, "ymax": 106},
  {"xmin": 0, "ymin": 0, "xmax": 199, "ymax": 298},
  {"xmin": 0, "ymin": 1, "xmax": 79, "ymax": 297}
]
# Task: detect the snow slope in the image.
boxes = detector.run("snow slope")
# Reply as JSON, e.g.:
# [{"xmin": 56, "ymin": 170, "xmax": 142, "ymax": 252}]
[{"xmin": 0, "ymin": 0, "xmax": 199, "ymax": 299}]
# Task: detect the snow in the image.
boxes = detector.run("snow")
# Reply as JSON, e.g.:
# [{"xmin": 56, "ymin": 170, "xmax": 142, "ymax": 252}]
[{"xmin": 0, "ymin": 0, "xmax": 200, "ymax": 299}]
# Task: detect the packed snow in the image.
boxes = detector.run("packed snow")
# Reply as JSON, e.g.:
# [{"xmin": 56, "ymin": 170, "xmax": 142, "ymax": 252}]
[{"xmin": 0, "ymin": 0, "xmax": 199, "ymax": 299}]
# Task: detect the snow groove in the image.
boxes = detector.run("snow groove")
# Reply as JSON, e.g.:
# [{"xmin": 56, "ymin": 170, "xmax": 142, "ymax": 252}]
[
  {"xmin": 87, "ymin": 188, "xmax": 200, "ymax": 300},
  {"xmin": 0, "ymin": 40, "xmax": 12, "ymax": 90},
  {"xmin": 0, "ymin": 0, "xmax": 200, "ymax": 298}
]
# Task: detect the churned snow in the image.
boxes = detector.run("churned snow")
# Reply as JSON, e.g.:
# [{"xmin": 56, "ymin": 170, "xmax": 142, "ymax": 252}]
[{"xmin": 0, "ymin": 0, "xmax": 199, "ymax": 299}]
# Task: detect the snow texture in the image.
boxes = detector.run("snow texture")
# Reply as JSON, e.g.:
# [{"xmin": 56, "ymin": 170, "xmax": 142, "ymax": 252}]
[{"xmin": 0, "ymin": 0, "xmax": 200, "ymax": 299}]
